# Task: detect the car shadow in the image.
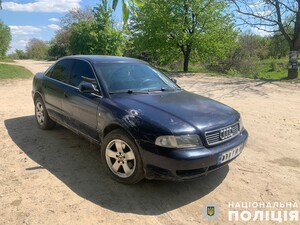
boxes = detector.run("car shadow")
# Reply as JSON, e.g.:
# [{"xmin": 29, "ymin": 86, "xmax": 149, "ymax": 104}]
[{"xmin": 5, "ymin": 116, "xmax": 229, "ymax": 215}]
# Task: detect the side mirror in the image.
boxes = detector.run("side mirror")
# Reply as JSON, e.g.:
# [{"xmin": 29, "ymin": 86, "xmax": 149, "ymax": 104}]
[
  {"xmin": 171, "ymin": 78, "xmax": 177, "ymax": 84},
  {"xmin": 79, "ymin": 82, "xmax": 98, "ymax": 93}
]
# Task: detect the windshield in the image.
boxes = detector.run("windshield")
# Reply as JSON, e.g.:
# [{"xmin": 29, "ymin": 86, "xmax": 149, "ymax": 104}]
[{"xmin": 94, "ymin": 63, "xmax": 179, "ymax": 93}]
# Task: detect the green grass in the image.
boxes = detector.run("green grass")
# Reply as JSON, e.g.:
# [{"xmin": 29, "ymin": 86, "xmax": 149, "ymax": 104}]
[
  {"xmin": 253, "ymin": 57, "xmax": 289, "ymax": 80},
  {"xmin": 0, "ymin": 57, "xmax": 15, "ymax": 63},
  {"xmin": 0, "ymin": 64, "xmax": 33, "ymax": 79},
  {"xmin": 162, "ymin": 58, "xmax": 300, "ymax": 81},
  {"xmin": 159, "ymin": 63, "xmax": 222, "ymax": 76}
]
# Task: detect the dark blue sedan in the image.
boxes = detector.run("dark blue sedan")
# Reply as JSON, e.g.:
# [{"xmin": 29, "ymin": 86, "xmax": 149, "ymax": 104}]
[{"xmin": 32, "ymin": 55, "xmax": 248, "ymax": 184}]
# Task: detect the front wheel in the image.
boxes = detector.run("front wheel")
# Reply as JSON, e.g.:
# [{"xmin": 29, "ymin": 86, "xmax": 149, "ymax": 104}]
[
  {"xmin": 101, "ymin": 129, "xmax": 144, "ymax": 184},
  {"xmin": 34, "ymin": 97, "xmax": 56, "ymax": 130}
]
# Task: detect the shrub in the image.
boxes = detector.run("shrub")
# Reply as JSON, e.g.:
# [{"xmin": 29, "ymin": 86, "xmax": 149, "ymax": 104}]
[{"xmin": 270, "ymin": 61, "xmax": 279, "ymax": 71}]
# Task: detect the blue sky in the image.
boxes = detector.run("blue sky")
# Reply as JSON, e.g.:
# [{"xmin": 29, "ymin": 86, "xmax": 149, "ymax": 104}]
[{"xmin": 0, "ymin": 0, "xmax": 122, "ymax": 54}]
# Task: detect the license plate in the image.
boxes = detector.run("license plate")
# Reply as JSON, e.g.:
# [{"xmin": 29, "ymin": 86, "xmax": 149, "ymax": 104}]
[{"xmin": 218, "ymin": 145, "xmax": 243, "ymax": 165}]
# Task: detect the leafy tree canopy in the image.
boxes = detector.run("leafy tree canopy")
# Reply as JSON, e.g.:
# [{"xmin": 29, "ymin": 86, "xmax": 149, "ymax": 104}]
[
  {"xmin": 112, "ymin": 0, "xmax": 144, "ymax": 25},
  {"xmin": 0, "ymin": 20, "xmax": 11, "ymax": 56},
  {"xmin": 130, "ymin": 0, "xmax": 237, "ymax": 72},
  {"xmin": 26, "ymin": 38, "xmax": 49, "ymax": 60}
]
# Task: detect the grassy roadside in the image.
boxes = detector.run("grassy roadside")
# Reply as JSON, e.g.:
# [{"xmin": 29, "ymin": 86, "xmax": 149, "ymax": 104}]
[
  {"xmin": 0, "ymin": 57, "xmax": 15, "ymax": 63},
  {"xmin": 0, "ymin": 64, "xmax": 33, "ymax": 79},
  {"xmin": 161, "ymin": 57, "xmax": 300, "ymax": 82},
  {"xmin": 251, "ymin": 58, "xmax": 288, "ymax": 80}
]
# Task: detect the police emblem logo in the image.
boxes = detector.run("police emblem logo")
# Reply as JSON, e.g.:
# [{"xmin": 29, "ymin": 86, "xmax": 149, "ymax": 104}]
[
  {"xmin": 207, "ymin": 206, "xmax": 215, "ymax": 216},
  {"xmin": 202, "ymin": 203, "xmax": 219, "ymax": 221}
]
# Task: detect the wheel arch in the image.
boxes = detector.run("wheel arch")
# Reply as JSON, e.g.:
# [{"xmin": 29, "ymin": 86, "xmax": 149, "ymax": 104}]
[
  {"xmin": 101, "ymin": 123, "xmax": 140, "ymax": 148},
  {"xmin": 33, "ymin": 91, "xmax": 44, "ymax": 103},
  {"xmin": 103, "ymin": 123, "xmax": 136, "ymax": 139}
]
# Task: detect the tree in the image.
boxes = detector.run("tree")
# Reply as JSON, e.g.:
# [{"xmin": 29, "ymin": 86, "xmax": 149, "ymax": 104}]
[
  {"xmin": 68, "ymin": 1, "xmax": 125, "ymax": 55},
  {"xmin": 92, "ymin": 2, "xmax": 125, "ymax": 55},
  {"xmin": 68, "ymin": 20, "xmax": 96, "ymax": 54},
  {"xmin": 60, "ymin": 6, "xmax": 94, "ymax": 28},
  {"xmin": 0, "ymin": 20, "xmax": 11, "ymax": 56},
  {"xmin": 269, "ymin": 32, "xmax": 289, "ymax": 58},
  {"xmin": 111, "ymin": 0, "xmax": 144, "ymax": 25},
  {"xmin": 231, "ymin": 0, "xmax": 300, "ymax": 78},
  {"xmin": 9, "ymin": 49, "xmax": 28, "ymax": 59},
  {"xmin": 13, "ymin": 49, "xmax": 28, "ymax": 59},
  {"xmin": 48, "ymin": 7, "xmax": 94, "ymax": 58},
  {"xmin": 26, "ymin": 39, "xmax": 49, "ymax": 59},
  {"xmin": 225, "ymin": 32, "xmax": 270, "ymax": 75},
  {"xmin": 130, "ymin": 0, "xmax": 236, "ymax": 72},
  {"xmin": 48, "ymin": 29, "xmax": 70, "ymax": 58}
]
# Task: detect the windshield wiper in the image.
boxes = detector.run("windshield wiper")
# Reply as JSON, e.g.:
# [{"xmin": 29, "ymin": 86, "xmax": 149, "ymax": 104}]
[
  {"xmin": 148, "ymin": 88, "xmax": 179, "ymax": 92},
  {"xmin": 127, "ymin": 90, "xmax": 149, "ymax": 94},
  {"xmin": 109, "ymin": 90, "xmax": 149, "ymax": 94}
]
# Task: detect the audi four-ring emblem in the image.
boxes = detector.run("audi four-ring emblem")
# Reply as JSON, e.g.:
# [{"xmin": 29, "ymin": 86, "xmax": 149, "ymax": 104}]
[{"xmin": 220, "ymin": 127, "xmax": 233, "ymax": 140}]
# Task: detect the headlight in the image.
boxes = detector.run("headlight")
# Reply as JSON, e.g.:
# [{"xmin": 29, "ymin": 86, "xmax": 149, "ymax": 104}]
[
  {"xmin": 155, "ymin": 134, "xmax": 202, "ymax": 148},
  {"xmin": 239, "ymin": 118, "xmax": 244, "ymax": 131}
]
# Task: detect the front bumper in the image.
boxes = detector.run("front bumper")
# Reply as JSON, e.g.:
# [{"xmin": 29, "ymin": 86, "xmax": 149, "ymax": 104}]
[{"xmin": 137, "ymin": 129, "xmax": 248, "ymax": 180}]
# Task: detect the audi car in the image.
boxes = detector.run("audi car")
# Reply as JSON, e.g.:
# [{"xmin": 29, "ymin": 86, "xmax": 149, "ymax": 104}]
[{"xmin": 32, "ymin": 55, "xmax": 248, "ymax": 184}]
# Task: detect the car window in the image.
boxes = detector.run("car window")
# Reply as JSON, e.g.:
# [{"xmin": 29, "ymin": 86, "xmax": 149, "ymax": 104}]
[
  {"xmin": 94, "ymin": 63, "xmax": 179, "ymax": 93},
  {"xmin": 70, "ymin": 59, "xmax": 96, "ymax": 87},
  {"xmin": 46, "ymin": 59, "xmax": 73, "ymax": 83}
]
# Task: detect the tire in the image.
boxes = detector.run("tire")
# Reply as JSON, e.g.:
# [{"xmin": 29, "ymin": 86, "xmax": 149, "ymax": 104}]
[
  {"xmin": 34, "ymin": 97, "xmax": 56, "ymax": 130},
  {"xmin": 101, "ymin": 129, "xmax": 144, "ymax": 184}
]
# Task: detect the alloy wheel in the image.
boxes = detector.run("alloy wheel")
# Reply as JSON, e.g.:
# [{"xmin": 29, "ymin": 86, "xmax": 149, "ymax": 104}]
[
  {"xmin": 35, "ymin": 102, "xmax": 45, "ymax": 126},
  {"xmin": 105, "ymin": 139, "xmax": 136, "ymax": 178}
]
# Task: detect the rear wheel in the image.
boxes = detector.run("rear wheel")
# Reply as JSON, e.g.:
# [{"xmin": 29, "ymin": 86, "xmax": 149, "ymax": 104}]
[
  {"xmin": 34, "ymin": 97, "xmax": 56, "ymax": 129},
  {"xmin": 101, "ymin": 129, "xmax": 144, "ymax": 184}
]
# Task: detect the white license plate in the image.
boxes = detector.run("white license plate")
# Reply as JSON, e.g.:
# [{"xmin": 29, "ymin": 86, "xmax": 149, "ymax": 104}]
[{"xmin": 218, "ymin": 145, "xmax": 243, "ymax": 165}]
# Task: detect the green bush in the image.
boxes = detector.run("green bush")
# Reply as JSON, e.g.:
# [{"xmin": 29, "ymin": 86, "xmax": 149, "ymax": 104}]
[
  {"xmin": 227, "ymin": 68, "xmax": 240, "ymax": 76},
  {"xmin": 270, "ymin": 61, "xmax": 279, "ymax": 71}
]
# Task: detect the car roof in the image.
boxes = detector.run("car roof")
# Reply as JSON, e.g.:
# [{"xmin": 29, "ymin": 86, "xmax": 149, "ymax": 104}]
[{"xmin": 60, "ymin": 55, "xmax": 147, "ymax": 64}]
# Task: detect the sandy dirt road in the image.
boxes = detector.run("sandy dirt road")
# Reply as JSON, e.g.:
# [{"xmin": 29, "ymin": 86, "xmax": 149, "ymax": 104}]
[{"xmin": 0, "ymin": 60, "xmax": 299, "ymax": 225}]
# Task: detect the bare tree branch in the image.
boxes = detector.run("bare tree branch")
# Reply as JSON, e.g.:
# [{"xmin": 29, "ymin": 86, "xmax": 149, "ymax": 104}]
[
  {"xmin": 230, "ymin": 0, "xmax": 300, "ymax": 78},
  {"xmin": 230, "ymin": 0, "xmax": 300, "ymax": 47},
  {"xmin": 279, "ymin": 1, "xmax": 297, "ymax": 14}
]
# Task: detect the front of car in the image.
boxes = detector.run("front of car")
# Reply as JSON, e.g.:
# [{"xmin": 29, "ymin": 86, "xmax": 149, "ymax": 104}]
[
  {"xmin": 93, "ymin": 58, "xmax": 248, "ymax": 180},
  {"xmin": 110, "ymin": 90, "xmax": 248, "ymax": 180}
]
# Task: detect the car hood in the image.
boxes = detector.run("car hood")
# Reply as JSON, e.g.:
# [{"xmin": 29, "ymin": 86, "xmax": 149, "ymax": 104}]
[{"xmin": 112, "ymin": 90, "xmax": 239, "ymax": 134}]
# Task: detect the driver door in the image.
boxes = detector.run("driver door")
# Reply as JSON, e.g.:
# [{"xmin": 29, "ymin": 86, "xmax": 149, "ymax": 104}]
[{"xmin": 62, "ymin": 59, "xmax": 101, "ymax": 141}]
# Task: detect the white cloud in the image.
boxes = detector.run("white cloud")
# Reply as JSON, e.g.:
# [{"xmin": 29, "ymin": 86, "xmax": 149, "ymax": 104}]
[
  {"xmin": 17, "ymin": 40, "xmax": 29, "ymax": 48},
  {"xmin": 48, "ymin": 24, "xmax": 61, "ymax": 31},
  {"xmin": 254, "ymin": 10, "xmax": 272, "ymax": 17},
  {"xmin": 48, "ymin": 18, "xmax": 60, "ymax": 23},
  {"xmin": 9, "ymin": 25, "xmax": 43, "ymax": 36},
  {"xmin": 3, "ymin": 0, "xmax": 81, "ymax": 13},
  {"xmin": 9, "ymin": 39, "xmax": 30, "ymax": 54},
  {"xmin": 7, "ymin": 24, "xmax": 58, "ymax": 54},
  {"xmin": 250, "ymin": 2, "xmax": 265, "ymax": 8},
  {"xmin": 8, "ymin": 26, "xmax": 45, "ymax": 53}
]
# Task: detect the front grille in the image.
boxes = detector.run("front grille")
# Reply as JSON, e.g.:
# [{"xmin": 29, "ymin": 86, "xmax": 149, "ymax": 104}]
[{"xmin": 205, "ymin": 122, "xmax": 240, "ymax": 146}]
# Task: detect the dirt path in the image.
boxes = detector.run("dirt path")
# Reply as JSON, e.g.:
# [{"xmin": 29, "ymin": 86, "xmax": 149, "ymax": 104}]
[{"xmin": 0, "ymin": 60, "xmax": 299, "ymax": 225}]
